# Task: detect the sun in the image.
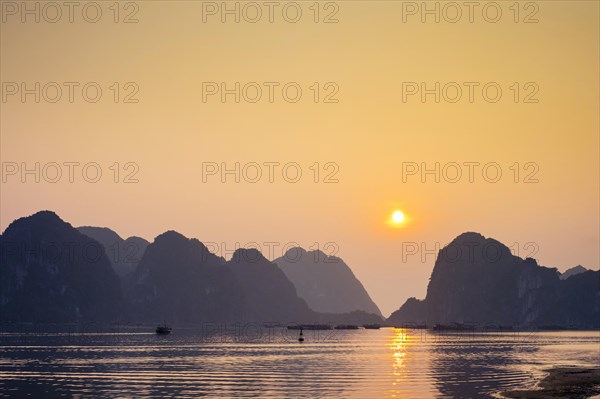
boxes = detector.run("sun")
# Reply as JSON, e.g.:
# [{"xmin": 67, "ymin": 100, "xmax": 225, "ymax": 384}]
[
  {"xmin": 386, "ymin": 208, "xmax": 409, "ymax": 229},
  {"xmin": 392, "ymin": 210, "xmax": 405, "ymax": 224}
]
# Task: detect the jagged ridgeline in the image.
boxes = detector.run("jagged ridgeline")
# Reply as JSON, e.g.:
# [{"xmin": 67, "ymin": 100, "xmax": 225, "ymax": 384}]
[
  {"xmin": 0, "ymin": 211, "xmax": 383, "ymax": 325},
  {"xmin": 275, "ymin": 247, "xmax": 382, "ymax": 317},
  {"xmin": 0, "ymin": 211, "xmax": 122, "ymax": 322},
  {"xmin": 76, "ymin": 226, "xmax": 149, "ymax": 279},
  {"xmin": 387, "ymin": 233, "xmax": 600, "ymax": 329}
]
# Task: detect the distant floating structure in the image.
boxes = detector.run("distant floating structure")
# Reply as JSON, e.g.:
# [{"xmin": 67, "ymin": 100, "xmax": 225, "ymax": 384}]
[
  {"xmin": 156, "ymin": 323, "xmax": 172, "ymax": 335},
  {"xmin": 393, "ymin": 324, "xmax": 427, "ymax": 329},
  {"xmin": 335, "ymin": 325, "xmax": 359, "ymax": 330},
  {"xmin": 432, "ymin": 323, "xmax": 475, "ymax": 332},
  {"xmin": 298, "ymin": 328, "xmax": 304, "ymax": 343},
  {"xmin": 363, "ymin": 324, "xmax": 381, "ymax": 330},
  {"xmin": 287, "ymin": 324, "xmax": 332, "ymax": 330}
]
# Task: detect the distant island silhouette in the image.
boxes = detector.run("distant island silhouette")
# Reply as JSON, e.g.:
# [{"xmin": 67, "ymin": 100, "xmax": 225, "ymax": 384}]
[
  {"xmin": 275, "ymin": 247, "xmax": 382, "ymax": 317},
  {"xmin": 387, "ymin": 232, "xmax": 599, "ymax": 329},
  {"xmin": 1, "ymin": 211, "xmax": 598, "ymax": 329},
  {"xmin": 0, "ymin": 211, "xmax": 381, "ymax": 325}
]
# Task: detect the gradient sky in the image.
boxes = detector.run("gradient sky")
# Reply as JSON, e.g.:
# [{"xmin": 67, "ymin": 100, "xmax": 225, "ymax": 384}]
[{"xmin": 1, "ymin": 1, "xmax": 598, "ymax": 316}]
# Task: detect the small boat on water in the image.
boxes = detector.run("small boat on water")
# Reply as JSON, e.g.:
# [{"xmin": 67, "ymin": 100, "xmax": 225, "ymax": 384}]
[{"xmin": 156, "ymin": 323, "xmax": 172, "ymax": 335}]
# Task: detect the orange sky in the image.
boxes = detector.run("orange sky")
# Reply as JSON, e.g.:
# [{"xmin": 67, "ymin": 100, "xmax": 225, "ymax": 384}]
[{"xmin": 1, "ymin": 1, "xmax": 598, "ymax": 316}]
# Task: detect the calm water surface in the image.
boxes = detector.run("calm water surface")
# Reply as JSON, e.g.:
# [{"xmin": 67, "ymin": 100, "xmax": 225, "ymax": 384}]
[{"xmin": 0, "ymin": 326, "xmax": 598, "ymax": 398}]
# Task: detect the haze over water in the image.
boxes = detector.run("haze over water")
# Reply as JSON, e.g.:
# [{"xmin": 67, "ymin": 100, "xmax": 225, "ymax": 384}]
[{"xmin": 0, "ymin": 328, "xmax": 598, "ymax": 399}]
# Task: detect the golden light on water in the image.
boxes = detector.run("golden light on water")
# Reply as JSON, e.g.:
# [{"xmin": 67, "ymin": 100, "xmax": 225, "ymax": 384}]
[
  {"xmin": 388, "ymin": 328, "xmax": 414, "ymax": 398},
  {"xmin": 390, "ymin": 328, "xmax": 409, "ymax": 375}
]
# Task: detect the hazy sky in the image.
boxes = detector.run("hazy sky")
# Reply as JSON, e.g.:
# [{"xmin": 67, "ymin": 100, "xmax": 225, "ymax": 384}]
[{"xmin": 1, "ymin": 1, "xmax": 598, "ymax": 316}]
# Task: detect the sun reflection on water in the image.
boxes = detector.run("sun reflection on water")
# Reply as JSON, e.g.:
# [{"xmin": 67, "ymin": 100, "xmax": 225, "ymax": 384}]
[
  {"xmin": 390, "ymin": 328, "xmax": 410, "ymax": 374},
  {"xmin": 387, "ymin": 328, "xmax": 413, "ymax": 398}
]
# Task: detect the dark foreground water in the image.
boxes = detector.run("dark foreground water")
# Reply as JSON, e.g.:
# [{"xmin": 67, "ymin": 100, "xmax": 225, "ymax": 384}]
[{"xmin": 0, "ymin": 326, "xmax": 598, "ymax": 399}]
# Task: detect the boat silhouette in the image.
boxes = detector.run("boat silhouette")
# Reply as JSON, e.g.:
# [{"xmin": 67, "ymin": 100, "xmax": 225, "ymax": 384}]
[{"xmin": 156, "ymin": 323, "xmax": 172, "ymax": 335}]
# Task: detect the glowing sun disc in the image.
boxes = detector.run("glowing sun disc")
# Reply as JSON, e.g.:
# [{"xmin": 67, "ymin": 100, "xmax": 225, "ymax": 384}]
[{"xmin": 392, "ymin": 210, "xmax": 405, "ymax": 224}]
